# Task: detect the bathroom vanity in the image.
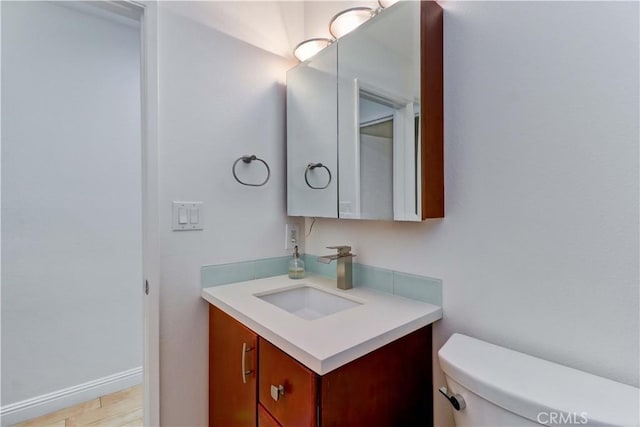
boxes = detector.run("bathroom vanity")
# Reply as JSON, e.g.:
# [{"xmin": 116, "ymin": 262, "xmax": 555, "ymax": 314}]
[{"xmin": 202, "ymin": 275, "xmax": 442, "ymax": 427}]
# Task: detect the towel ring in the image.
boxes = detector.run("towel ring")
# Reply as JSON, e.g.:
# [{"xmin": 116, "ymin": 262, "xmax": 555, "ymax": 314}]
[
  {"xmin": 304, "ymin": 163, "xmax": 332, "ymax": 190},
  {"xmin": 232, "ymin": 155, "xmax": 270, "ymax": 187}
]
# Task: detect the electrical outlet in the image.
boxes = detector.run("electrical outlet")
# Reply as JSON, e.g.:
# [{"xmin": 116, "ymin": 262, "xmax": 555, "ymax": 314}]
[{"xmin": 285, "ymin": 223, "xmax": 299, "ymax": 250}]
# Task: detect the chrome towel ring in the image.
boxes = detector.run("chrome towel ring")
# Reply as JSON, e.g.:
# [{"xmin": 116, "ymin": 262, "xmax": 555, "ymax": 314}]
[
  {"xmin": 232, "ymin": 155, "xmax": 270, "ymax": 187},
  {"xmin": 305, "ymin": 162, "xmax": 332, "ymax": 190}
]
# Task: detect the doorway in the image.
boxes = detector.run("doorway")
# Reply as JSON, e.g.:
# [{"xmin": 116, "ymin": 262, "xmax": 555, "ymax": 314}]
[{"xmin": 0, "ymin": 1, "xmax": 157, "ymax": 425}]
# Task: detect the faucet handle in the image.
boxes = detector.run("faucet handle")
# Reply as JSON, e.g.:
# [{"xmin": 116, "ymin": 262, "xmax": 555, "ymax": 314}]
[{"xmin": 327, "ymin": 245, "xmax": 352, "ymax": 256}]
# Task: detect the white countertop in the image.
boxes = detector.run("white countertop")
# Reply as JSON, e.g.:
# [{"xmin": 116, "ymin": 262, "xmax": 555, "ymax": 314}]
[{"xmin": 201, "ymin": 274, "xmax": 442, "ymax": 375}]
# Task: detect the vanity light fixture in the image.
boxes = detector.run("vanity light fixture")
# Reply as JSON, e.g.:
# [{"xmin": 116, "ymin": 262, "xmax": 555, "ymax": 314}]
[
  {"xmin": 378, "ymin": 0, "xmax": 399, "ymax": 8},
  {"xmin": 293, "ymin": 38, "xmax": 333, "ymax": 62},
  {"xmin": 329, "ymin": 7, "xmax": 375, "ymax": 39},
  {"xmin": 292, "ymin": 6, "xmax": 378, "ymax": 62}
]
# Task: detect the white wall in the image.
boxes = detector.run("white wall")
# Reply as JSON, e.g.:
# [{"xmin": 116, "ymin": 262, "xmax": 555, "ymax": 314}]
[
  {"xmin": 304, "ymin": 1, "xmax": 639, "ymax": 425},
  {"xmin": 157, "ymin": 4, "xmax": 294, "ymax": 425},
  {"xmin": 1, "ymin": 0, "xmax": 142, "ymax": 407},
  {"xmin": 160, "ymin": 1, "xmax": 304, "ymax": 59}
]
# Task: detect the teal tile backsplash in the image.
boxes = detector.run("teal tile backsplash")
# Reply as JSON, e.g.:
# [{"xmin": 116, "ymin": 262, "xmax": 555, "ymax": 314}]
[
  {"xmin": 201, "ymin": 254, "xmax": 442, "ymax": 306},
  {"xmin": 302, "ymin": 254, "xmax": 337, "ymax": 278},
  {"xmin": 254, "ymin": 256, "xmax": 290, "ymax": 280},
  {"xmin": 393, "ymin": 271, "xmax": 443, "ymax": 306},
  {"xmin": 201, "ymin": 256, "xmax": 289, "ymax": 287},
  {"xmin": 353, "ymin": 264, "xmax": 393, "ymax": 293}
]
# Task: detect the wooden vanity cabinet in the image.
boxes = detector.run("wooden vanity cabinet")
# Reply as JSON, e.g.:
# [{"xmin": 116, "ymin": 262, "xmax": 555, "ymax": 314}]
[
  {"xmin": 209, "ymin": 306, "xmax": 258, "ymax": 427},
  {"xmin": 209, "ymin": 305, "xmax": 433, "ymax": 427}
]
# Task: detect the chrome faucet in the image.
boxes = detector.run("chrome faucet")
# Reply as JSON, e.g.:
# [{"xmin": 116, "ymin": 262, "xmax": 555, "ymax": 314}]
[{"xmin": 318, "ymin": 246, "xmax": 356, "ymax": 290}]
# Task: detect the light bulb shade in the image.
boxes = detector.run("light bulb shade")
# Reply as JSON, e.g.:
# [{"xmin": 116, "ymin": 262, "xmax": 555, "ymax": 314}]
[
  {"xmin": 293, "ymin": 38, "xmax": 332, "ymax": 62},
  {"xmin": 378, "ymin": 0, "xmax": 399, "ymax": 8},
  {"xmin": 329, "ymin": 7, "xmax": 374, "ymax": 39}
]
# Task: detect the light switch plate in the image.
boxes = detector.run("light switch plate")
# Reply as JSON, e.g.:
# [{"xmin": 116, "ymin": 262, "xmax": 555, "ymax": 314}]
[{"xmin": 172, "ymin": 201, "xmax": 203, "ymax": 231}]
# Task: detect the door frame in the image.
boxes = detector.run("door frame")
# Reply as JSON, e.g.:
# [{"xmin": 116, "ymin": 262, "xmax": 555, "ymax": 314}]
[
  {"xmin": 136, "ymin": 1, "xmax": 160, "ymax": 425},
  {"xmin": 109, "ymin": 1, "xmax": 161, "ymax": 425}
]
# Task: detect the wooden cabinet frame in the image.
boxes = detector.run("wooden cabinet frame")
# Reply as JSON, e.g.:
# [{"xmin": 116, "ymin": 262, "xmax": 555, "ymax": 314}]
[{"xmin": 421, "ymin": 0, "xmax": 444, "ymax": 219}]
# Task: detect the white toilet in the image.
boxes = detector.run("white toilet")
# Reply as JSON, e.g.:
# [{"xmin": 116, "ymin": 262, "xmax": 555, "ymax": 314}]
[{"xmin": 438, "ymin": 334, "xmax": 640, "ymax": 426}]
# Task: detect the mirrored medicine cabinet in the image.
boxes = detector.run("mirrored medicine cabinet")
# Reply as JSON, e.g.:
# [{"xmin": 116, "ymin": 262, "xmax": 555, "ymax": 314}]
[{"xmin": 286, "ymin": 0, "xmax": 443, "ymax": 221}]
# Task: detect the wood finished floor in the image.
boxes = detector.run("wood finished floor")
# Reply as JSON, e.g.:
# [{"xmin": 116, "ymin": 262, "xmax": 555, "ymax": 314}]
[{"xmin": 12, "ymin": 385, "xmax": 142, "ymax": 427}]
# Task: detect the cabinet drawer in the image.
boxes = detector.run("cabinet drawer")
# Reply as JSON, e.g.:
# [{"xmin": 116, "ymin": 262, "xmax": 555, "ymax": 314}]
[
  {"xmin": 258, "ymin": 404, "xmax": 281, "ymax": 427},
  {"xmin": 259, "ymin": 338, "xmax": 318, "ymax": 427}
]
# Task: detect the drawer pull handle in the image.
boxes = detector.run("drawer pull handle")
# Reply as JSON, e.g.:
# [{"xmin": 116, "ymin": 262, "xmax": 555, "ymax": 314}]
[
  {"xmin": 270, "ymin": 384, "xmax": 285, "ymax": 401},
  {"xmin": 241, "ymin": 342, "xmax": 253, "ymax": 384}
]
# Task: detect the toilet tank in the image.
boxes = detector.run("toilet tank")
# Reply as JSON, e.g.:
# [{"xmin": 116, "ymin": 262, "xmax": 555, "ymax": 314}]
[{"xmin": 438, "ymin": 334, "xmax": 639, "ymax": 427}]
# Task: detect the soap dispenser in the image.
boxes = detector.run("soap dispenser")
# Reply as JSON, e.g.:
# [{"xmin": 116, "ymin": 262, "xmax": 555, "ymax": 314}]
[{"xmin": 288, "ymin": 245, "xmax": 305, "ymax": 279}]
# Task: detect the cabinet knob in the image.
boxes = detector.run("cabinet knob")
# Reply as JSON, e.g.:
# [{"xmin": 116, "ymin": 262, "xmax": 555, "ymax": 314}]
[{"xmin": 270, "ymin": 384, "xmax": 285, "ymax": 401}]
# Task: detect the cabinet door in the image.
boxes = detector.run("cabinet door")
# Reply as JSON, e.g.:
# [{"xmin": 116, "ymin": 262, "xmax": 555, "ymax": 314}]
[
  {"xmin": 259, "ymin": 338, "xmax": 318, "ymax": 427},
  {"xmin": 209, "ymin": 306, "xmax": 257, "ymax": 427},
  {"xmin": 258, "ymin": 404, "xmax": 281, "ymax": 427}
]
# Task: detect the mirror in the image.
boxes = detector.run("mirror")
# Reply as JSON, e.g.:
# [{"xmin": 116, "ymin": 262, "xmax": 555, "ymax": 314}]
[
  {"xmin": 337, "ymin": 2, "xmax": 420, "ymax": 220},
  {"xmin": 287, "ymin": 1, "xmax": 443, "ymax": 221},
  {"xmin": 287, "ymin": 43, "xmax": 338, "ymax": 218}
]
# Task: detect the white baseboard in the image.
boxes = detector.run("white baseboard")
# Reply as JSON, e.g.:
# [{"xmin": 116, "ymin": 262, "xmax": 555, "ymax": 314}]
[{"xmin": 0, "ymin": 367, "xmax": 142, "ymax": 427}]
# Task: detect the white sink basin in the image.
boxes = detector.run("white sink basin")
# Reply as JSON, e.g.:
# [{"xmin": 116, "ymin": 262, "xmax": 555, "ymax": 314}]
[{"xmin": 256, "ymin": 285, "xmax": 362, "ymax": 320}]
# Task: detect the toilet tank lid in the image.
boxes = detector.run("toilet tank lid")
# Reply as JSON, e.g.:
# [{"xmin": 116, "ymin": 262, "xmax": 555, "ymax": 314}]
[{"xmin": 438, "ymin": 334, "xmax": 640, "ymax": 427}]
